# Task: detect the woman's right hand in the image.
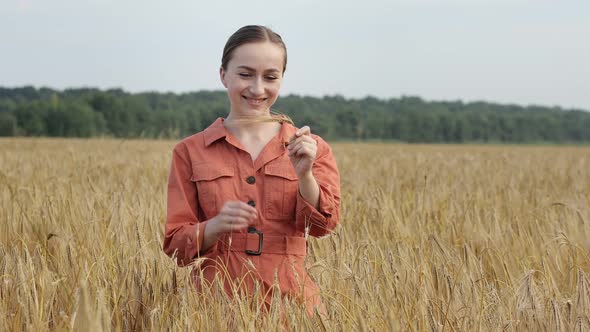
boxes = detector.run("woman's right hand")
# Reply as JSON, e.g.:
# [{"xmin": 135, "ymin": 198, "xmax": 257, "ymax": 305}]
[
  {"xmin": 209, "ymin": 201, "xmax": 258, "ymax": 236},
  {"xmin": 201, "ymin": 201, "xmax": 258, "ymax": 252}
]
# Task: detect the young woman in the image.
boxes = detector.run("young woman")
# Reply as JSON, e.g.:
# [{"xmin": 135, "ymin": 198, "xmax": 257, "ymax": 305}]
[{"xmin": 163, "ymin": 25, "xmax": 341, "ymax": 316}]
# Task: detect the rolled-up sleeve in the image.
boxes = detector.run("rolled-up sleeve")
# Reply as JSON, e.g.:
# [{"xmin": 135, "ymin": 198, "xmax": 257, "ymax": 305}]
[
  {"xmin": 163, "ymin": 143, "xmax": 212, "ymax": 266},
  {"xmin": 295, "ymin": 138, "xmax": 341, "ymax": 237}
]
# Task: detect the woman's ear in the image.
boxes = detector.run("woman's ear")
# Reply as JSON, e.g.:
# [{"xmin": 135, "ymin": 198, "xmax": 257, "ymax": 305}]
[{"xmin": 219, "ymin": 67, "xmax": 227, "ymax": 88}]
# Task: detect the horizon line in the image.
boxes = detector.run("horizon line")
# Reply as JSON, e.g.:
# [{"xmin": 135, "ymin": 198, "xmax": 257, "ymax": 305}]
[{"xmin": 1, "ymin": 84, "xmax": 588, "ymax": 113}]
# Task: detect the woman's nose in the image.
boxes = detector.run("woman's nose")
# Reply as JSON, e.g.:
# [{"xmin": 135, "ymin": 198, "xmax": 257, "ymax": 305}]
[{"xmin": 249, "ymin": 78, "xmax": 265, "ymax": 95}]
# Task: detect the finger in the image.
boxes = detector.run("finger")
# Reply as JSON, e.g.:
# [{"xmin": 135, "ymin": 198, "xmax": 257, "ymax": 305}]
[
  {"xmin": 287, "ymin": 137, "xmax": 301, "ymax": 149},
  {"xmin": 288, "ymin": 142, "xmax": 302, "ymax": 156},
  {"xmin": 301, "ymin": 140, "xmax": 318, "ymax": 152},
  {"xmin": 288, "ymin": 140, "xmax": 309, "ymax": 156},
  {"xmin": 301, "ymin": 135, "xmax": 317, "ymax": 145},
  {"xmin": 297, "ymin": 126, "xmax": 311, "ymax": 136},
  {"xmin": 225, "ymin": 207, "xmax": 257, "ymax": 219},
  {"xmin": 288, "ymin": 126, "xmax": 311, "ymax": 144},
  {"xmin": 223, "ymin": 201, "xmax": 244, "ymax": 210},
  {"xmin": 287, "ymin": 142, "xmax": 300, "ymax": 156},
  {"xmin": 289, "ymin": 139, "xmax": 316, "ymax": 155},
  {"xmin": 227, "ymin": 201, "xmax": 258, "ymax": 215},
  {"xmin": 302, "ymin": 144, "xmax": 317, "ymax": 157},
  {"xmin": 233, "ymin": 217, "xmax": 251, "ymax": 226},
  {"xmin": 290, "ymin": 144, "xmax": 311, "ymax": 157},
  {"xmin": 219, "ymin": 213, "xmax": 250, "ymax": 224},
  {"xmin": 241, "ymin": 202, "xmax": 258, "ymax": 215},
  {"xmin": 288, "ymin": 135, "xmax": 313, "ymax": 149},
  {"xmin": 300, "ymin": 136, "xmax": 317, "ymax": 146}
]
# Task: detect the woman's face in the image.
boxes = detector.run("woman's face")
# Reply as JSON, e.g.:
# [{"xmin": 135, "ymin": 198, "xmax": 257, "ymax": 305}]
[{"xmin": 220, "ymin": 41, "xmax": 285, "ymax": 117}]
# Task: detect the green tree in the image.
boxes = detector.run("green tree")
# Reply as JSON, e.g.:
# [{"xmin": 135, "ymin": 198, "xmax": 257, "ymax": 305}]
[{"xmin": 0, "ymin": 112, "xmax": 18, "ymax": 136}]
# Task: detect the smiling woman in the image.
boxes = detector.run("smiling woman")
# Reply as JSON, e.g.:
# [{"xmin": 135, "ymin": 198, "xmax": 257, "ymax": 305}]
[
  {"xmin": 219, "ymin": 26, "xmax": 292, "ymax": 126},
  {"xmin": 221, "ymin": 40, "xmax": 285, "ymax": 120},
  {"xmin": 162, "ymin": 25, "xmax": 341, "ymax": 318}
]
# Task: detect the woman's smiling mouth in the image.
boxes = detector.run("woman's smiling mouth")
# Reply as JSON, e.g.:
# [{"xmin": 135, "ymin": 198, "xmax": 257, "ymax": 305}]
[{"xmin": 243, "ymin": 96, "xmax": 267, "ymax": 106}]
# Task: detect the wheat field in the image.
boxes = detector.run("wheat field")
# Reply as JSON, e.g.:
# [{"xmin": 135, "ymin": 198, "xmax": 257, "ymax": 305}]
[{"xmin": 1, "ymin": 138, "xmax": 589, "ymax": 331}]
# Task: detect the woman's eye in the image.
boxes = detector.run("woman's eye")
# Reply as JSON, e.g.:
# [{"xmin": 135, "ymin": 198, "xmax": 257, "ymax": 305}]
[
  {"xmin": 266, "ymin": 76, "xmax": 278, "ymax": 80},
  {"xmin": 239, "ymin": 73, "xmax": 251, "ymax": 77}
]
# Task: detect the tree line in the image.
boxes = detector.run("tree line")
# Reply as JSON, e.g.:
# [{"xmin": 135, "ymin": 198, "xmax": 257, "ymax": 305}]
[{"xmin": 0, "ymin": 86, "xmax": 589, "ymax": 143}]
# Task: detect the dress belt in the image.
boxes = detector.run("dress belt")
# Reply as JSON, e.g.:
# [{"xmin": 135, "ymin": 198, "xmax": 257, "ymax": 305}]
[{"xmin": 217, "ymin": 231, "xmax": 307, "ymax": 256}]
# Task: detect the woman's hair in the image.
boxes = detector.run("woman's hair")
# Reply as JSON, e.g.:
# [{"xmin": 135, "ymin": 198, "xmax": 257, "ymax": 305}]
[
  {"xmin": 222, "ymin": 25, "xmax": 294, "ymax": 126},
  {"xmin": 222, "ymin": 25, "xmax": 288, "ymax": 73}
]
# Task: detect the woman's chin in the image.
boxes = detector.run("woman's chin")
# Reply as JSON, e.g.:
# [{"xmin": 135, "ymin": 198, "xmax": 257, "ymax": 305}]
[{"xmin": 240, "ymin": 104, "xmax": 270, "ymax": 114}]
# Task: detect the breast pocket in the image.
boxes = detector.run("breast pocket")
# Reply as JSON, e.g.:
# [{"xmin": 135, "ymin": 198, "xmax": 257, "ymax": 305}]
[
  {"xmin": 264, "ymin": 160, "xmax": 299, "ymax": 220},
  {"xmin": 191, "ymin": 163, "xmax": 235, "ymax": 219}
]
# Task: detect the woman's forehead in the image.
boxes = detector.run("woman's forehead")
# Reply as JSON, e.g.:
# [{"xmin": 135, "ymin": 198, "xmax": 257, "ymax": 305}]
[{"xmin": 229, "ymin": 42, "xmax": 284, "ymax": 71}]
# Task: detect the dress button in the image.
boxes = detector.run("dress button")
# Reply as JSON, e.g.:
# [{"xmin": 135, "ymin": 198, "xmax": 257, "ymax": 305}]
[
  {"xmin": 247, "ymin": 200, "xmax": 256, "ymax": 207},
  {"xmin": 246, "ymin": 176, "xmax": 256, "ymax": 184}
]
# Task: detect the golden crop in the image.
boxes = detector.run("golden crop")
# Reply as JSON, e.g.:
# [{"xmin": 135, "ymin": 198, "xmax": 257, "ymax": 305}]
[{"xmin": 1, "ymin": 138, "xmax": 589, "ymax": 331}]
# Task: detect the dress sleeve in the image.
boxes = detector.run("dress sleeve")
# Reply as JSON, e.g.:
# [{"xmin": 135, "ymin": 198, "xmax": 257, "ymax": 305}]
[
  {"xmin": 162, "ymin": 143, "xmax": 214, "ymax": 266},
  {"xmin": 295, "ymin": 137, "xmax": 341, "ymax": 237}
]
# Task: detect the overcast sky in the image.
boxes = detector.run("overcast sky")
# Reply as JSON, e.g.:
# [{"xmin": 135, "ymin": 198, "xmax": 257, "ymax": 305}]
[{"xmin": 1, "ymin": 0, "xmax": 589, "ymax": 110}]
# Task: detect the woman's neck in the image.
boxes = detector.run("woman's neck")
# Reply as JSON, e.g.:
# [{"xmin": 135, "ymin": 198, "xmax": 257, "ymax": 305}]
[{"xmin": 223, "ymin": 113, "xmax": 280, "ymax": 140}]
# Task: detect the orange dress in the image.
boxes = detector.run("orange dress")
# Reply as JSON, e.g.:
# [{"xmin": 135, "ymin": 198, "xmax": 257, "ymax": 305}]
[{"xmin": 163, "ymin": 118, "xmax": 341, "ymax": 314}]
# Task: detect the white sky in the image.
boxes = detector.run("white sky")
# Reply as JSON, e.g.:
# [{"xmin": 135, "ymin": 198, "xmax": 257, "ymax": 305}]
[{"xmin": 1, "ymin": 0, "xmax": 589, "ymax": 110}]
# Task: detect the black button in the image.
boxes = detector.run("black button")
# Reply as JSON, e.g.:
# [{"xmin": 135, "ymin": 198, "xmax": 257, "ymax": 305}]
[
  {"xmin": 247, "ymin": 200, "xmax": 256, "ymax": 207},
  {"xmin": 246, "ymin": 176, "xmax": 256, "ymax": 184}
]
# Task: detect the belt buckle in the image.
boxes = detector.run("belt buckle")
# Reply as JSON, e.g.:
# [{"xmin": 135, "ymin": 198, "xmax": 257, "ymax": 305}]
[{"xmin": 245, "ymin": 226, "xmax": 263, "ymax": 256}]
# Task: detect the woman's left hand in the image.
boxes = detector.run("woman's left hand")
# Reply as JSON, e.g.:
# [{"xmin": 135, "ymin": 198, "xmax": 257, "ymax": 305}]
[{"xmin": 287, "ymin": 126, "xmax": 318, "ymax": 178}]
